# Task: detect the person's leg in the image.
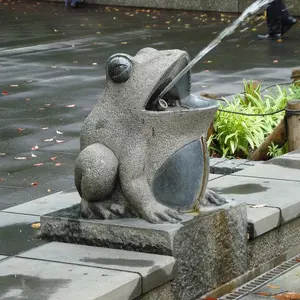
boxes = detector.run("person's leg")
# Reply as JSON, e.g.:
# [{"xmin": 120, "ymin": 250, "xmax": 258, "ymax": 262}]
[
  {"xmin": 258, "ymin": 0, "xmax": 282, "ymax": 40},
  {"xmin": 281, "ymin": 1, "xmax": 297, "ymax": 35}
]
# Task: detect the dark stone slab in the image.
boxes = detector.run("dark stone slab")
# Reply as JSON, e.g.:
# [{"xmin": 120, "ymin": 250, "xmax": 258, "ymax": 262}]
[
  {"xmin": 41, "ymin": 202, "xmax": 247, "ymax": 300},
  {"xmin": 0, "ymin": 212, "xmax": 47, "ymax": 256}
]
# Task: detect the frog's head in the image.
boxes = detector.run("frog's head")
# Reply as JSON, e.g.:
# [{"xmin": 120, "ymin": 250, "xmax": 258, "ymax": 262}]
[{"xmin": 104, "ymin": 47, "xmax": 218, "ymax": 115}]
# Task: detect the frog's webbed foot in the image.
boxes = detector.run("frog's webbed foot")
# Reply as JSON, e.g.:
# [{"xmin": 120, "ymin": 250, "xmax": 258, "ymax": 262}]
[
  {"xmin": 80, "ymin": 198, "xmax": 137, "ymax": 220},
  {"xmin": 201, "ymin": 189, "xmax": 227, "ymax": 207},
  {"xmin": 140, "ymin": 202, "xmax": 182, "ymax": 224}
]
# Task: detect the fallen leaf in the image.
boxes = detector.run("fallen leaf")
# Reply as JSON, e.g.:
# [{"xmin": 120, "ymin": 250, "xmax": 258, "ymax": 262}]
[
  {"xmin": 31, "ymin": 222, "xmax": 41, "ymax": 229},
  {"xmin": 50, "ymin": 156, "xmax": 57, "ymax": 161},
  {"xmin": 256, "ymin": 292, "xmax": 271, "ymax": 296},
  {"xmin": 17, "ymin": 128, "xmax": 24, "ymax": 133},
  {"xmin": 2, "ymin": 91, "xmax": 8, "ymax": 96},
  {"xmin": 31, "ymin": 153, "xmax": 37, "ymax": 158},
  {"xmin": 41, "ymin": 127, "xmax": 48, "ymax": 130},
  {"xmin": 10, "ymin": 84, "xmax": 18, "ymax": 87},
  {"xmin": 44, "ymin": 136, "xmax": 56, "ymax": 142},
  {"xmin": 25, "ymin": 98, "xmax": 30, "ymax": 101},
  {"xmin": 34, "ymin": 163, "xmax": 44, "ymax": 167},
  {"xmin": 15, "ymin": 156, "xmax": 27, "ymax": 160},
  {"xmin": 267, "ymin": 285, "xmax": 281, "ymax": 289},
  {"xmin": 31, "ymin": 181, "xmax": 38, "ymax": 187},
  {"xmin": 277, "ymin": 39, "xmax": 283, "ymax": 43},
  {"xmin": 55, "ymin": 162, "xmax": 62, "ymax": 166},
  {"xmin": 0, "ymin": 178, "xmax": 4, "ymax": 182},
  {"xmin": 44, "ymin": 103, "xmax": 51, "ymax": 107},
  {"xmin": 56, "ymin": 130, "xmax": 63, "ymax": 135},
  {"xmin": 65, "ymin": 104, "xmax": 76, "ymax": 108},
  {"xmin": 121, "ymin": 41, "xmax": 128, "ymax": 44},
  {"xmin": 250, "ymin": 204, "xmax": 266, "ymax": 208},
  {"xmin": 273, "ymin": 60, "xmax": 279, "ymax": 64},
  {"xmin": 54, "ymin": 29, "xmax": 58, "ymax": 32},
  {"xmin": 56, "ymin": 140, "xmax": 64, "ymax": 143},
  {"xmin": 31, "ymin": 145, "xmax": 39, "ymax": 150},
  {"xmin": 252, "ymin": 28, "xmax": 257, "ymax": 31}
]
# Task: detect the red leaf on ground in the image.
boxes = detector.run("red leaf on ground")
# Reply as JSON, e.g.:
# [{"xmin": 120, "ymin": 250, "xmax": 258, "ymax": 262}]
[
  {"xmin": 31, "ymin": 145, "xmax": 39, "ymax": 150},
  {"xmin": 2, "ymin": 90, "xmax": 8, "ymax": 96},
  {"xmin": 55, "ymin": 162, "xmax": 62, "ymax": 166},
  {"xmin": 31, "ymin": 181, "xmax": 38, "ymax": 187},
  {"xmin": 50, "ymin": 156, "xmax": 57, "ymax": 161},
  {"xmin": 34, "ymin": 163, "xmax": 44, "ymax": 167},
  {"xmin": 17, "ymin": 128, "xmax": 24, "ymax": 133}
]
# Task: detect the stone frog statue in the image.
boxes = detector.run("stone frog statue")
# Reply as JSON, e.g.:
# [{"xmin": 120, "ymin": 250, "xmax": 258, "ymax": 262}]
[{"xmin": 75, "ymin": 47, "xmax": 227, "ymax": 224}]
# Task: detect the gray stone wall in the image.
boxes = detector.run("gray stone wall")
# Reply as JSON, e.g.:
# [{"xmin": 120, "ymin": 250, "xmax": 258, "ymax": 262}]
[{"xmin": 48, "ymin": 0, "xmax": 300, "ymax": 16}]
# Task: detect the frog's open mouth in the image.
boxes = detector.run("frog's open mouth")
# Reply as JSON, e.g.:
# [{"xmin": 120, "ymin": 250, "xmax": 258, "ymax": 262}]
[{"xmin": 145, "ymin": 55, "xmax": 191, "ymax": 111}]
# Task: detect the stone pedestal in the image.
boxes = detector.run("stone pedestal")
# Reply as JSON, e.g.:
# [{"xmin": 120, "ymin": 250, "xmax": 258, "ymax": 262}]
[{"xmin": 41, "ymin": 202, "xmax": 247, "ymax": 300}]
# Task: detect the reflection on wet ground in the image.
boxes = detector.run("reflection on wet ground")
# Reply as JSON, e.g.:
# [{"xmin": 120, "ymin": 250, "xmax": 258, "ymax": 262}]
[{"xmin": 0, "ymin": 0, "xmax": 300, "ymax": 208}]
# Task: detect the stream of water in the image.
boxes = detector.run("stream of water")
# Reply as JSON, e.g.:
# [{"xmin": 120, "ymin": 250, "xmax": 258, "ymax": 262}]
[{"xmin": 158, "ymin": 0, "xmax": 275, "ymax": 100}]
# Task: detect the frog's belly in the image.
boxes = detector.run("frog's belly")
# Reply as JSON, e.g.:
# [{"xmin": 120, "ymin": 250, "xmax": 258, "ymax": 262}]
[{"xmin": 152, "ymin": 139, "xmax": 209, "ymax": 211}]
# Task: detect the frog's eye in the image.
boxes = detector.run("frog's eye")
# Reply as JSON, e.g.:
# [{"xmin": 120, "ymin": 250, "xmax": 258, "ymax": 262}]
[{"xmin": 107, "ymin": 56, "xmax": 132, "ymax": 83}]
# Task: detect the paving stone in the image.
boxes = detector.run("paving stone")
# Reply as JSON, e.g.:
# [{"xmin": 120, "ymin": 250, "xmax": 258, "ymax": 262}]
[
  {"xmin": 247, "ymin": 206, "xmax": 280, "ymax": 239},
  {"xmin": 284, "ymin": 149, "xmax": 300, "ymax": 158},
  {"xmin": 0, "ymin": 212, "xmax": 47, "ymax": 256},
  {"xmin": 19, "ymin": 242, "xmax": 175, "ymax": 293},
  {"xmin": 4, "ymin": 187, "xmax": 80, "ymax": 216},
  {"xmin": 209, "ymin": 158, "xmax": 227, "ymax": 173},
  {"xmin": 0, "ymin": 186, "xmax": 23, "ymax": 210},
  {"xmin": 213, "ymin": 159, "xmax": 250, "ymax": 175},
  {"xmin": 233, "ymin": 156, "xmax": 300, "ymax": 182},
  {"xmin": 208, "ymin": 175, "xmax": 300, "ymax": 225},
  {"xmin": 0, "ymin": 177, "xmax": 74, "ymax": 210},
  {"xmin": 0, "ymin": 255, "xmax": 7, "ymax": 261},
  {"xmin": 208, "ymin": 173, "xmax": 224, "ymax": 181},
  {"xmin": 0, "ymin": 257, "xmax": 141, "ymax": 300}
]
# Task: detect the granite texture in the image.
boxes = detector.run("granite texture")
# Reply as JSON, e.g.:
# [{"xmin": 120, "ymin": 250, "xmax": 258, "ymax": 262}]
[
  {"xmin": 75, "ymin": 47, "xmax": 224, "ymax": 224},
  {"xmin": 248, "ymin": 216, "xmax": 300, "ymax": 270},
  {"xmin": 41, "ymin": 202, "xmax": 248, "ymax": 300}
]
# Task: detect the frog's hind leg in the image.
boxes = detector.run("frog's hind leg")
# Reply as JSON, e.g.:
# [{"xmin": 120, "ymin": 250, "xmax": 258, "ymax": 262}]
[{"xmin": 75, "ymin": 143, "xmax": 134, "ymax": 219}]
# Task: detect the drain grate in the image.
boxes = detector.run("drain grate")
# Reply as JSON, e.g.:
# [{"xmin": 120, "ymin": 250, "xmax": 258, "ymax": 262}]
[{"xmin": 220, "ymin": 254, "xmax": 300, "ymax": 299}]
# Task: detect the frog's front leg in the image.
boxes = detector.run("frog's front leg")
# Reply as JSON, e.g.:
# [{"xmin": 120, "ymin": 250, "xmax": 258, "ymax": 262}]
[
  {"xmin": 119, "ymin": 146, "xmax": 182, "ymax": 224},
  {"xmin": 200, "ymin": 189, "xmax": 227, "ymax": 207}
]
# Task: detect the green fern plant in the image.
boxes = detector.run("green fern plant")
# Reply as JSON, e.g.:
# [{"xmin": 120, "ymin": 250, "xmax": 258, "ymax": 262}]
[{"xmin": 209, "ymin": 82, "xmax": 293, "ymax": 159}]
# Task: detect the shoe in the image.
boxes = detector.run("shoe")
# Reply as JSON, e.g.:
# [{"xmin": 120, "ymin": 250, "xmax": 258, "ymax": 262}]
[
  {"xmin": 257, "ymin": 33, "xmax": 281, "ymax": 40},
  {"xmin": 282, "ymin": 16, "xmax": 298, "ymax": 35}
]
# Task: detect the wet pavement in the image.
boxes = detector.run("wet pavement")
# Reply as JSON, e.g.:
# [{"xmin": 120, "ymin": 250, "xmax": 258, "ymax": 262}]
[{"xmin": 0, "ymin": 0, "xmax": 300, "ymax": 210}]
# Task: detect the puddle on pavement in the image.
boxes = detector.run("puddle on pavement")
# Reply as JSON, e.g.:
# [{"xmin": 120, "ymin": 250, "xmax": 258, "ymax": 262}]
[
  {"xmin": 0, "ymin": 222, "xmax": 46, "ymax": 256},
  {"xmin": 0, "ymin": 274, "xmax": 70, "ymax": 300},
  {"xmin": 213, "ymin": 183, "xmax": 268, "ymax": 194},
  {"xmin": 80, "ymin": 257, "xmax": 154, "ymax": 268}
]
